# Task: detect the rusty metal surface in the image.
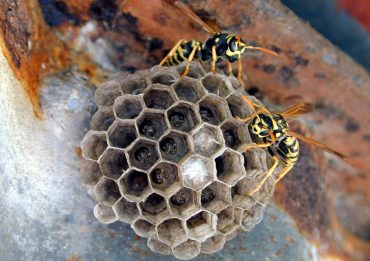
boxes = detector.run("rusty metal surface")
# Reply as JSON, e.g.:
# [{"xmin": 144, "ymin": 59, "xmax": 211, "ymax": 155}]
[{"xmin": 0, "ymin": 0, "xmax": 369, "ymax": 260}]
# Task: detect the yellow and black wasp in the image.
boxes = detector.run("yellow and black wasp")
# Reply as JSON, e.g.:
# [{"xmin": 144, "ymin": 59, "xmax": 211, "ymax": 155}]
[
  {"xmin": 237, "ymin": 97, "xmax": 348, "ymax": 195},
  {"xmin": 160, "ymin": 1, "xmax": 277, "ymax": 84}
]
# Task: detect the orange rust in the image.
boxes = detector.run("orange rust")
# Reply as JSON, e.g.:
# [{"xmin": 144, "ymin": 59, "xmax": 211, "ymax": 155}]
[
  {"xmin": 65, "ymin": 254, "xmax": 81, "ymax": 261},
  {"xmin": 60, "ymin": 0, "xmax": 94, "ymax": 21},
  {"xmin": 0, "ymin": 0, "xmax": 70, "ymax": 118},
  {"xmin": 75, "ymin": 146, "xmax": 82, "ymax": 158}
]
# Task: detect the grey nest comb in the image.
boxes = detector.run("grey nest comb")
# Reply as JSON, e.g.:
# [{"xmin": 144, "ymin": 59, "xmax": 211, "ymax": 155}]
[{"xmin": 81, "ymin": 62, "xmax": 275, "ymax": 260}]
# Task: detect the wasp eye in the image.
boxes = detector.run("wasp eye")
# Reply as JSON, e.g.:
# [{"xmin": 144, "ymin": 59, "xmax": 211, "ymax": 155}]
[{"xmin": 230, "ymin": 39, "xmax": 237, "ymax": 52}]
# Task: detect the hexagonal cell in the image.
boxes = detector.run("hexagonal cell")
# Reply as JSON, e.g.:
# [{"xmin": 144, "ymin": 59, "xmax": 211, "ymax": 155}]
[
  {"xmin": 201, "ymin": 181, "xmax": 232, "ymax": 213},
  {"xmin": 186, "ymin": 211, "xmax": 217, "ymax": 242},
  {"xmin": 167, "ymin": 103, "xmax": 199, "ymax": 132},
  {"xmin": 150, "ymin": 67, "xmax": 179, "ymax": 85},
  {"xmin": 107, "ymin": 121, "xmax": 137, "ymax": 149},
  {"xmin": 143, "ymin": 85, "xmax": 177, "ymax": 110},
  {"xmin": 80, "ymin": 159, "xmax": 102, "ymax": 185},
  {"xmin": 140, "ymin": 193, "xmax": 169, "ymax": 223},
  {"xmin": 157, "ymin": 218, "xmax": 187, "ymax": 246},
  {"xmin": 193, "ymin": 124, "xmax": 223, "ymax": 157},
  {"xmin": 173, "ymin": 77, "xmax": 205, "ymax": 103},
  {"xmin": 172, "ymin": 240, "xmax": 201, "ymax": 260},
  {"xmin": 242, "ymin": 147, "xmax": 268, "ymax": 176},
  {"xmin": 215, "ymin": 149, "xmax": 246, "ymax": 186},
  {"xmin": 81, "ymin": 131, "xmax": 108, "ymax": 160},
  {"xmin": 147, "ymin": 235, "xmax": 171, "ymax": 255},
  {"xmin": 98, "ymin": 148, "xmax": 128, "ymax": 179},
  {"xmin": 240, "ymin": 204, "xmax": 265, "ymax": 231},
  {"xmin": 176, "ymin": 61, "xmax": 206, "ymax": 79},
  {"xmin": 113, "ymin": 95, "xmax": 143, "ymax": 119},
  {"xmin": 133, "ymin": 219, "xmax": 156, "ymax": 238},
  {"xmin": 216, "ymin": 207, "xmax": 242, "ymax": 235},
  {"xmin": 159, "ymin": 132, "xmax": 190, "ymax": 163},
  {"xmin": 112, "ymin": 197, "xmax": 139, "ymax": 224},
  {"xmin": 95, "ymin": 81, "xmax": 122, "ymax": 107},
  {"xmin": 120, "ymin": 73, "xmax": 150, "ymax": 95},
  {"xmin": 94, "ymin": 177, "xmax": 121, "ymax": 206},
  {"xmin": 129, "ymin": 139, "xmax": 159, "ymax": 170},
  {"xmin": 231, "ymin": 177, "xmax": 260, "ymax": 209},
  {"xmin": 181, "ymin": 155, "xmax": 215, "ymax": 191},
  {"xmin": 137, "ymin": 111, "xmax": 167, "ymax": 140},
  {"xmin": 201, "ymin": 74, "xmax": 233, "ymax": 97},
  {"xmin": 227, "ymin": 92, "xmax": 255, "ymax": 119},
  {"xmin": 200, "ymin": 234, "xmax": 226, "ymax": 254},
  {"xmin": 91, "ymin": 107, "xmax": 115, "ymax": 131},
  {"xmin": 119, "ymin": 169, "xmax": 149, "ymax": 200},
  {"xmin": 149, "ymin": 162, "xmax": 179, "ymax": 194},
  {"xmin": 169, "ymin": 187, "xmax": 199, "ymax": 217},
  {"xmin": 199, "ymin": 94, "xmax": 231, "ymax": 125},
  {"xmin": 221, "ymin": 119, "xmax": 252, "ymax": 150},
  {"xmin": 93, "ymin": 204, "xmax": 117, "ymax": 224}
]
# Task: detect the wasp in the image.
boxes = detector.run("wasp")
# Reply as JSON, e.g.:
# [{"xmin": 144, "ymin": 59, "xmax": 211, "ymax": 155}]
[
  {"xmin": 160, "ymin": 1, "xmax": 278, "ymax": 85},
  {"xmin": 237, "ymin": 96, "xmax": 347, "ymax": 195}
]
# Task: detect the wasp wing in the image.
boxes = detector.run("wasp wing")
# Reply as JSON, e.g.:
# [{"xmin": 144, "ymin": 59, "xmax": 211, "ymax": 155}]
[{"xmin": 278, "ymin": 102, "xmax": 313, "ymax": 118}]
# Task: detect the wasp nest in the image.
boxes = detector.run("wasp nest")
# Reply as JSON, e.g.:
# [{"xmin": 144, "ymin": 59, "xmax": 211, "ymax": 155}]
[{"xmin": 81, "ymin": 62, "xmax": 275, "ymax": 260}]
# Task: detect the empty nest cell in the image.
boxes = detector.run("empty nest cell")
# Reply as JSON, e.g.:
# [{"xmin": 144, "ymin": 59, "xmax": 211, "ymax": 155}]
[
  {"xmin": 186, "ymin": 211, "xmax": 217, "ymax": 242},
  {"xmin": 173, "ymin": 77, "xmax": 205, "ymax": 103},
  {"xmin": 133, "ymin": 219, "xmax": 156, "ymax": 238},
  {"xmin": 113, "ymin": 95, "xmax": 143, "ymax": 119},
  {"xmin": 200, "ymin": 181, "xmax": 232, "ymax": 213},
  {"xmin": 107, "ymin": 121, "xmax": 137, "ymax": 149},
  {"xmin": 201, "ymin": 74, "xmax": 233, "ymax": 98},
  {"xmin": 94, "ymin": 177, "xmax": 121, "ymax": 206},
  {"xmin": 143, "ymin": 85, "xmax": 177, "ymax": 110},
  {"xmin": 81, "ymin": 131, "xmax": 108, "ymax": 161},
  {"xmin": 120, "ymin": 73, "xmax": 149, "ymax": 95},
  {"xmin": 221, "ymin": 119, "xmax": 251, "ymax": 150},
  {"xmin": 119, "ymin": 169, "xmax": 149, "ymax": 200},
  {"xmin": 91, "ymin": 107, "xmax": 115, "ymax": 131},
  {"xmin": 99, "ymin": 148, "xmax": 128, "ymax": 179},
  {"xmin": 140, "ymin": 193, "xmax": 169, "ymax": 223},
  {"xmin": 156, "ymin": 218, "xmax": 187, "ymax": 246},
  {"xmin": 215, "ymin": 149, "xmax": 246, "ymax": 186},
  {"xmin": 113, "ymin": 197, "xmax": 140, "ymax": 223},
  {"xmin": 199, "ymin": 94, "xmax": 231, "ymax": 125}
]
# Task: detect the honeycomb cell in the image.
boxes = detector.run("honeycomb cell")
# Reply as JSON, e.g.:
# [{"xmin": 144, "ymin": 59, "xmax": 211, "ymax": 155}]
[
  {"xmin": 172, "ymin": 240, "xmax": 201, "ymax": 260},
  {"xmin": 193, "ymin": 124, "xmax": 223, "ymax": 157},
  {"xmin": 112, "ymin": 197, "xmax": 140, "ymax": 223},
  {"xmin": 173, "ymin": 77, "xmax": 206, "ymax": 103},
  {"xmin": 80, "ymin": 159, "xmax": 102, "ymax": 185},
  {"xmin": 186, "ymin": 211, "xmax": 217, "ymax": 242},
  {"xmin": 133, "ymin": 219, "xmax": 156, "ymax": 238},
  {"xmin": 199, "ymin": 94, "xmax": 231, "ymax": 125},
  {"xmin": 147, "ymin": 235, "xmax": 171, "ymax": 255},
  {"xmin": 119, "ymin": 169, "xmax": 149, "ymax": 200},
  {"xmin": 94, "ymin": 177, "xmax": 121, "ymax": 206},
  {"xmin": 81, "ymin": 131, "xmax": 108, "ymax": 160},
  {"xmin": 156, "ymin": 218, "xmax": 187, "ymax": 246},
  {"xmin": 242, "ymin": 147, "xmax": 268, "ymax": 177},
  {"xmin": 227, "ymin": 92, "xmax": 255, "ymax": 119},
  {"xmin": 137, "ymin": 111, "xmax": 167, "ymax": 140},
  {"xmin": 216, "ymin": 207, "xmax": 242, "ymax": 235},
  {"xmin": 159, "ymin": 132, "xmax": 190, "ymax": 163},
  {"xmin": 107, "ymin": 121, "xmax": 137, "ymax": 149},
  {"xmin": 98, "ymin": 148, "xmax": 128, "ymax": 179},
  {"xmin": 91, "ymin": 107, "xmax": 115, "ymax": 131},
  {"xmin": 150, "ymin": 67, "xmax": 179, "ymax": 85},
  {"xmin": 200, "ymin": 234, "xmax": 226, "ymax": 254},
  {"xmin": 181, "ymin": 155, "xmax": 215, "ymax": 191},
  {"xmin": 240, "ymin": 204, "xmax": 265, "ymax": 231},
  {"xmin": 140, "ymin": 193, "xmax": 169, "ymax": 223},
  {"xmin": 129, "ymin": 139, "xmax": 159, "ymax": 170},
  {"xmin": 221, "ymin": 119, "xmax": 252, "ymax": 150},
  {"xmin": 113, "ymin": 95, "xmax": 143, "ymax": 119},
  {"xmin": 201, "ymin": 74, "xmax": 233, "ymax": 97},
  {"xmin": 215, "ymin": 149, "xmax": 246, "ymax": 186},
  {"xmin": 95, "ymin": 81, "xmax": 122, "ymax": 106},
  {"xmin": 169, "ymin": 187, "xmax": 199, "ymax": 218},
  {"xmin": 176, "ymin": 61, "xmax": 206, "ymax": 79},
  {"xmin": 93, "ymin": 204, "xmax": 117, "ymax": 224},
  {"xmin": 149, "ymin": 162, "xmax": 179, "ymax": 194},
  {"xmin": 120, "ymin": 73, "xmax": 149, "ymax": 95},
  {"xmin": 201, "ymin": 181, "xmax": 232, "ymax": 213},
  {"xmin": 231, "ymin": 177, "xmax": 259, "ymax": 209},
  {"xmin": 143, "ymin": 85, "xmax": 177, "ymax": 110},
  {"xmin": 167, "ymin": 103, "xmax": 199, "ymax": 132}
]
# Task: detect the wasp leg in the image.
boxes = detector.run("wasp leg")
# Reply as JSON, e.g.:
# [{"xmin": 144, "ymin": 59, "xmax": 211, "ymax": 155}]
[
  {"xmin": 274, "ymin": 165, "xmax": 293, "ymax": 184},
  {"xmin": 237, "ymin": 58, "xmax": 245, "ymax": 86},
  {"xmin": 249, "ymin": 156, "xmax": 279, "ymax": 196},
  {"xmin": 212, "ymin": 45, "xmax": 217, "ymax": 74},
  {"xmin": 160, "ymin": 39, "xmax": 186, "ymax": 66},
  {"xmin": 236, "ymin": 115, "xmax": 255, "ymax": 123},
  {"xmin": 241, "ymin": 142, "xmax": 271, "ymax": 153},
  {"xmin": 181, "ymin": 42, "xmax": 201, "ymax": 78},
  {"xmin": 227, "ymin": 61, "xmax": 233, "ymax": 76}
]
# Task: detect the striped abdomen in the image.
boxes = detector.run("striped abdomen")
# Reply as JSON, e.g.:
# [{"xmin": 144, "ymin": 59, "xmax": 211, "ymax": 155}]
[
  {"xmin": 163, "ymin": 40, "xmax": 202, "ymax": 66},
  {"xmin": 275, "ymin": 136, "xmax": 299, "ymax": 167}
]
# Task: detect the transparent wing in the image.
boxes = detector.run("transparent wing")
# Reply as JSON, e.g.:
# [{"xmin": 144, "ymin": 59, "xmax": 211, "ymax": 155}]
[{"xmin": 278, "ymin": 102, "xmax": 313, "ymax": 118}]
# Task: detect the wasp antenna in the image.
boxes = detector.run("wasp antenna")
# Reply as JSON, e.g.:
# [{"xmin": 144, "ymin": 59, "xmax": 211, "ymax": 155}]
[{"xmin": 245, "ymin": 46, "xmax": 278, "ymax": 56}]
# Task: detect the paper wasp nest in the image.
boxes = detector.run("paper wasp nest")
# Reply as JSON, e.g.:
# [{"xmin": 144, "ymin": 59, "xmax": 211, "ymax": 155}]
[{"xmin": 81, "ymin": 62, "xmax": 275, "ymax": 260}]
